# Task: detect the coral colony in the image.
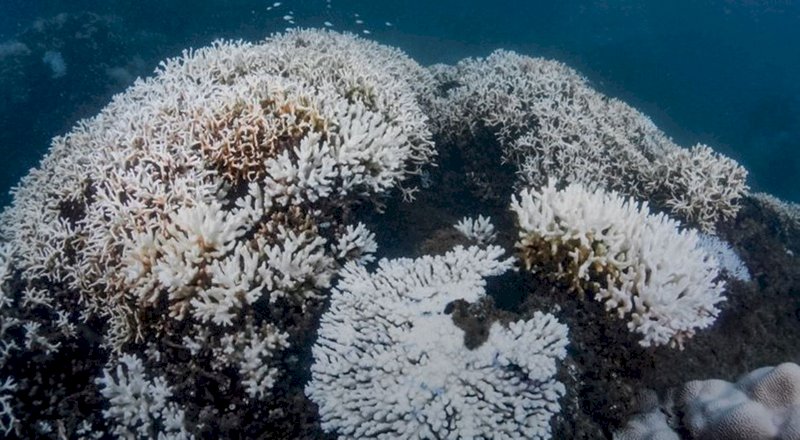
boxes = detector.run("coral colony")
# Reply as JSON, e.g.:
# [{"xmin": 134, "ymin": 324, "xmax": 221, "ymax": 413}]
[{"xmin": 0, "ymin": 29, "xmax": 796, "ymax": 438}]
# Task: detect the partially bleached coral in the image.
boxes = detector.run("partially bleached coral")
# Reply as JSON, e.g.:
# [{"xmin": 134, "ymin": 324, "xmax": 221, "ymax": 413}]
[
  {"xmin": 429, "ymin": 49, "xmax": 748, "ymax": 231},
  {"xmin": 307, "ymin": 245, "xmax": 569, "ymax": 439},
  {"xmin": 454, "ymin": 215, "xmax": 497, "ymax": 245},
  {"xmin": 511, "ymin": 181, "xmax": 725, "ymax": 348},
  {"xmin": 96, "ymin": 354, "xmax": 192, "ymax": 439},
  {"xmin": 0, "ymin": 26, "xmax": 432, "ymax": 345}
]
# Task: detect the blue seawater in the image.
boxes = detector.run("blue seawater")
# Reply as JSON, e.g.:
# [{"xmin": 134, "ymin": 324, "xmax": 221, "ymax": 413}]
[{"xmin": 0, "ymin": 0, "xmax": 798, "ymax": 206}]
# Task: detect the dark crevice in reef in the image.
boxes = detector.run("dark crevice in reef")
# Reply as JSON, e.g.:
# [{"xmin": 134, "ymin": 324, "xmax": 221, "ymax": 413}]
[{"xmin": 356, "ymin": 130, "xmax": 518, "ymax": 262}]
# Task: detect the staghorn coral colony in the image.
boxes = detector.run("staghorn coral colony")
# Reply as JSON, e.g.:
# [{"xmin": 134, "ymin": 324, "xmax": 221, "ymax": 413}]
[{"xmin": 0, "ymin": 29, "xmax": 797, "ymax": 439}]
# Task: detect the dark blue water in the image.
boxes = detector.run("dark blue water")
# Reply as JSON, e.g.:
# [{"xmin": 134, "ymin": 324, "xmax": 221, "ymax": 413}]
[{"xmin": 1, "ymin": 0, "xmax": 798, "ymax": 205}]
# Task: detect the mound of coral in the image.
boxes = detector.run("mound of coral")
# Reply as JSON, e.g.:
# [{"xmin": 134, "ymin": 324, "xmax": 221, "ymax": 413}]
[
  {"xmin": 0, "ymin": 29, "xmax": 433, "ymax": 437},
  {"xmin": 0, "ymin": 28, "xmax": 797, "ymax": 440}
]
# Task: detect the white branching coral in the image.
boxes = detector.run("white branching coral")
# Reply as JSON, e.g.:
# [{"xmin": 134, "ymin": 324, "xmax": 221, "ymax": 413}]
[
  {"xmin": 96, "ymin": 354, "xmax": 192, "ymax": 439},
  {"xmin": 333, "ymin": 223, "xmax": 377, "ymax": 264},
  {"xmin": 307, "ymin": 245, "xmax": 569, "ymax": 439},
  {"xmin": 0, "ymin": 28, "xmax": 432, "ymax": 350},
  {"xmin": 454, "ymin": 215, "xmax": 497, "ymax": 245},
  {"xmin": 0, "ymin": 28, "xmax": 431, "ymax": 434},
  {"xmin": 0, "ymin": 377, "xmax": 16, "ymax": 436},
  {"xmin": 647, "ymin": 144, "xmax": 749, "ymax": 231},
  {"xmin": 180, "ymin": 320, "xmax": 289, "ymax": 401},
  {"xmin": 696, "ymin": 233, "xmax": 751, "ymax": 282},
  {"xmin": 511, "ymin": 181, "xmax": 726, "ymax": 348},
  {"xmin": 428, "ymin": 49, "xmax": 748, "ymax": 231}
]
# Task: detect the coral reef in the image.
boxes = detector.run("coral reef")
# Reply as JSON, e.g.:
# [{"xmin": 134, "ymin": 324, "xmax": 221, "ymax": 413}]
[{"xmin": 0, "ymin": 27, "xmax": 797, "ymax": 439}]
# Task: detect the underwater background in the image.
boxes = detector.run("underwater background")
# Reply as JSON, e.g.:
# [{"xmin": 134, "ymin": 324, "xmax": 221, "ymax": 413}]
[{"xmin": 1, "ymin": 0, "xmax": 799, "ymax": 207}]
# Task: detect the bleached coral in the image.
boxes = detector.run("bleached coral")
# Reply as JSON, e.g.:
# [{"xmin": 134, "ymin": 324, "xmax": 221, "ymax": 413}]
[
  {"xmin": 697, "ymin": 233, "xmax": 751, "ymax": 282},
  {"xmin": 96, "ymin": 354, "xmax": 192, "ymax": 439},
  {"xmin": 0, "ymin": 29, "xmax": 432, "ymax": 434},
  {"xmin": 429, "ymin": 49, "xmax": 748, "ymax": 231},
  {"xmin": 614, "ymin": 411, "xmax": 680, "ymax": 440},
  {"xmin": 454, "ymin": 215, "xmax": 497, "ymax": 245},
  {"xmin": 511, "ymin": 181, "xmax": 725, "ymax": 348},
  {"xmin": 0, "ymin": 28, "xmax": 433, "ymax": 349},
  {"xmin": 307, "ymin": 245, "xmax": 569, "ymax": 439},
  {"xmin": 333, "ymin": 223, "xmax": 377, "ymax": 264},
  {"xmin": 0, "ymin": 377, "xmax": 16, "ymax": 436},
  {"xmin": 647, "ymin": 144, "xmax": 748, "ymax": 231}
]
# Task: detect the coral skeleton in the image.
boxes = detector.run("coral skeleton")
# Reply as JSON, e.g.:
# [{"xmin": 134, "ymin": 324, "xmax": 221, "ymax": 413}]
[
  {"xmin": 0, "ymin": 377, "xmax": 16, "ymax": 436},
  {"xmin": 511, "ymin": 181, "xmax": 726, "ymax": 348},
  {"xmin": 307, "ymin": 245, "xmax": 569, "ymax": 439}
]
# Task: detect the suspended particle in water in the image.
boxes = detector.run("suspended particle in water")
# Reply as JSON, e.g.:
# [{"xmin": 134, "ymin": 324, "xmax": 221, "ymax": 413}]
[
  {"xmin": 324, "ymin": 21, "xmax": 333, "ymax": 27},
  {"xmin": 355, "ymin": 19, "xmax": 364, "ymax": 24},
  {"xmin": 363, "ymin": 29, "xmax": 371, "ymax": 34},
  {"xmin": 385, "ymin": 21, "xmax": 393, "ymax": 26}
]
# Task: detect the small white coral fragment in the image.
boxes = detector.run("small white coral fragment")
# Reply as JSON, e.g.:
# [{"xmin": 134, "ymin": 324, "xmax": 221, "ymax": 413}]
[
  {"xmin": 454, "ymin": 214, "xmax": 497, "ymax": 245},
  {"xmin": 0, "ymin": 377, "xmax": 17, "ymax": 436}
]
